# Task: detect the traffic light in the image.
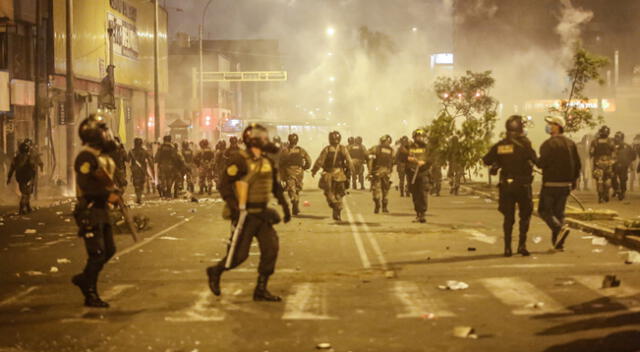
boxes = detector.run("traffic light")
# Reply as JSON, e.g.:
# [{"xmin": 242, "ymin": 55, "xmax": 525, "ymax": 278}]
[{"xmin": 200, "ymin": 108, "xmax": 213, "ymax": 129}]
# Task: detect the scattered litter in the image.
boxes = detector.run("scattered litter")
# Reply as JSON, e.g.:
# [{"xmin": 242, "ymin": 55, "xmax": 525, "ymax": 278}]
[
  {"xmin": 24, "ymin": 229, "xmax": 37, "ymax": 234},
  {"xmin": 64, "ymin": 218, "xmax": 71, "ymax": 223},
  {"xmin": 525, "ymin": 302, "xmax": 545, "ymax": 309},
  {"xmin": 233, "ymin": 289, "xmax": 243, "ymax": 296},
  {"xmin": 592, "ymin": 237, "xmax": 608, "ymax": 246},
  {"xmin": 602, "ymin": 274, "xmax": 621, "ymax": 288},
  {"xmin": 421, "ymin": 313, "xmax": 436, "ymax": 320},
  {"xmin": 581, "ymin": 235, "xmax": 594, "ymax": 240},
  {"xmin": 467, "ymin": 247, "xmax": 476, "ymax": 252},
  {"xmin": 189, "ymin": 208, "xmax": 197, "ymax": 213},
  {"xmin": 57, "ymin": 258, "xmax": 72, "ymax": 264},
  {"xmin": 38, "ymin": 222, "xmax": 45, "ymax": 226},
  {"xmin": 532, "ymin": 237, "xmax": 542, "ymax": 244},
  {"xmin": 159, "ymin": 236, "xmax": 182, "ymax": 241},
  {"xmin": 384, "ymin": 270, "xmax": 396, "ymax": 279},
  {"xmin": 316, "ymin": 343, "xmax": 332, "ymax": 350},
  {"xmin": 25, "ymin": 271, "xmax": 44, "ymax": 276},
  {"xmin": 55, "ymin": 211, "xmax": 63, "ymax": 215},
  {"xmin": 625, "ymin": 251, "xmax": 640, "ymax": 264},
  {"xmin": 483, "ymin": 199, "xmax": 492, "ymax": 203},
  {"xmin": 453, "ymin": 326, "xmax": 478, "ymax": 339},
  {"xmin": 20, "ymin": 307, "xmax": 31, "ymax": 313},
  {"xmin": 438, "ymin": 280, "xmax": 469, "ymax": 291},
  {"xmin": 50, "ymin": 266, "xmax": 59, "ymax": 273},
  {"xmin": 303, "ymin": 201, "xmax": 310, "ymax": 207},
  {"xmin": 592, "ymin": 248, "xmax": 603, "ymax": 253},
  {"xmin": 169, "ymin": 212, "xmax": 177, "ymax": 216},
  {"xmin": 555, "ymin": 279, "xmax": 575, "ymax": 286}
]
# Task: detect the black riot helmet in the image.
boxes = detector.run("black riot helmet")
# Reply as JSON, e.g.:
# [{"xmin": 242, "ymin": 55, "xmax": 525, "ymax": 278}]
[
  {"xmin": 218, "ymin": 140, "xmax": 227, "ymax": 150},
  {"xmin": 78, "ymin": 114, "xmax": 117, "ymax": 153},
  {"xmin": 18, "ymin": 140, "xmax": 30, "ymax": 153},
  {"xmin": 273, "ymin": 135, "xmax": 282, "ymax": 144},
  {"xmin": 243, "ymin": 123, "xmax": 279, "ymax": 153},
  {"xmin": 199, "ymin": 139, "xmax": 209, "ymax": 149},
  {"xmin": 329, "ymin": 131, "xmax": 342, "ymax": 146},
  {"xmin": 380, "ymin": 134, "xmax": 392, "ymax": 146},
  {"xmin": 614, "ymin": 131, "xmax": 624, "ymax": 143},
  {"xmin": 134, "ymin": 137, "xmax": 143, "ymax": 148},
  {"xmin": 412, "ymin": 128, "xmax": 427, "ymax": 145},
  {"xmin": 163, "ymin": 135, "xmax": 172, "ymax": 143},
  {"xmin": 347, "ymin": 136, "xmax": 354, "ymax": 145},
  {"xmin": 505, "ymin": 115, "xmax": 524, "ymax": 134},
  {"xmin": 598, "ymin": 126, "xmax": 610, "ymax": 139},
  {"xmin": 355, "ymin": 136, "xmax": 363, "ymax": 145},
  {"xmin": 288, "ymin": 133, "xmax": 299, "ymax": 146},
  {"xmin": 400, "ymin": 135, "xmax": 409, "ymax": 146},
  {"xmin": 182, "ymin": 141, "xmax": 190, "ymax": 150},
  {"xmin": 229, "ymin": 136, "xmax": 238, "ymax": 148}
]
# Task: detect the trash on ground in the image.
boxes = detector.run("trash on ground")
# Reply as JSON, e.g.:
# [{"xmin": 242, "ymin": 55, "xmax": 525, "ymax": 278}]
[
  {"xmin": 602, "ymin": 274, "xmax": 621, "ymax": 288},
  {"xmin": 303, "ymin": 201, "xmax": 310, "ymax": 207},
  {"xmin": 453, "ymin": 326, "xmax": 477, "ymax": 339},
  {"xmin": 24, "ymin": 229, "xmax": 37, "ymax": 234},
  {"xmin": 438, "ymin": 280, "xmax": 469, "ymax": 291},
  {"xmin": 525, "ymin": 302, "xmax": 545, "ymax": 309},
  {"xmin": 581, "ymin": 235, "xmax": 594, "ymax": 239},
  {"xmin": 159, "ymin": 236, "xmax": 182, "ymax": 241},
  {"xmin": 421, "ymin": 313, "xmax": 436, "ymax": 320},
  {"xmin": 25, "ymin": 271, "xmax": 44, "ymax": 276},
  {"xmin": 37, "ymin": 222, "xmax": 45, "ymax": 226},
  {"xmin": 233, "ymin": 289, "xmax": 243, "ymax": 296},
  {"xmin": 555, "ymin": 279, "xmax": 575, "ymax": 286},
  {"xmin": 625, "ymin": 251, "xmax": 640, "ymax": 264},
  {"xmin": 316, "ymin": 343, "xmax": 332, "ymax": 350},
  {"xmin": 467, "ymin": 247, "xmax": 476, "ymax": 251},
  {"xmin": 57, "ymin": 258, "xmax": 72, "ymax": 264},
  {"xmin": 384, "ymin": 270, "xmax": 396, "ymax": 279},
  {"xmin": 592, "ymin": 237, "xmax": 608, "ymax": 246},
  {"xmin": 592, "ymin": 248, "xmax": 603, "ymax": 253},
  {"xmin": 533, "ymin": 237, "xmax": 542, "ymax": 244},
  {"xmin": 169, "ymin": 212, "xmax": 177, "ymax": 216},
  {"xmin": 49, "ymin": 266, "xmax": 59, "ymax": 273}
]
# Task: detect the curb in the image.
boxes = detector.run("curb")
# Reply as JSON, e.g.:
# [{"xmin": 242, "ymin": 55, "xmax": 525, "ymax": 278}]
[{"xmin": 459, "ymin": 184, "xmax": 640, "ymax": 252}]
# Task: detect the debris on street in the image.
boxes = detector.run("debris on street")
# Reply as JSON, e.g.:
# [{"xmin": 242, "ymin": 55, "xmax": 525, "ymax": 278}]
[
  {"xmin": 453, "ymin": 326, "xmax": 478, "ymax": 339},
  {"xmin": 602, "ymin": 275, "xmax": 621, "ymax": 288},
  {"xmin": 438, "ymin": 280, "xmax": 469, "ymax": 291}
]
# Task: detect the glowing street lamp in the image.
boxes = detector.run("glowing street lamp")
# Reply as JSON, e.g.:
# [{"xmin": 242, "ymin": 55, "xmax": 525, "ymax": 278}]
[{"xmin": 326, "ymin": 26, "xmax": 335, "ymax": 37}]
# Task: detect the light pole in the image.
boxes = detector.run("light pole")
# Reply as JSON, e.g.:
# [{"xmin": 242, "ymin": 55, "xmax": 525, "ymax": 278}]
[
  {"xmin": 199, "ymin": 0, "xmax": 214, "ymax": 135},
  {"xmin": 153, "ymin": 0, "xmax": 160, "ymax": 140}
]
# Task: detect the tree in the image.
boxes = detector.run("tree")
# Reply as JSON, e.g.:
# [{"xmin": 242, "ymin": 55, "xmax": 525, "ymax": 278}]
[
  {"xmin": 549, "ymin": 47, "xmax": 609, "ymax": 133},
  {"xmin": 429, "ymin": 71, "xmax": 499, "ymax": 175}
]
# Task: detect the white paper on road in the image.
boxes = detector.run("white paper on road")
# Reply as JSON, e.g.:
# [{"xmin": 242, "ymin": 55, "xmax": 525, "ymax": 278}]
[
  {"xmin": 165, "ymin": 289, "xmax": 225, "ymax": 322},
  {"xmin": 592, "ymin": 237, "xmax": 608, "ymax": 246},
  {"xmin": 461, "ymin": 229, "xmax": 497, "ymax": 245},
  {"xmin": 480, "ymin": 277, "xmax": 568, "ymax": 315},
  {"xmin": 392, "ymin": 281, "xmax": 455, "ymax": 318},
  {"xmin": 282, "ymin": 283, "xmax": 335, "ymax": 320}
]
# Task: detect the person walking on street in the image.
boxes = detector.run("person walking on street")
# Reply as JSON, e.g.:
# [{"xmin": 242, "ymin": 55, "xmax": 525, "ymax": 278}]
[
  {"xmin": 537, "ymin": 116, "xmax": 581, "ymax": 251},
  {"xmin": 348, "ymin": 136, "xmax": 368, "ymax": 190},
  {"xmin": 611, "ymin": 131, "xmax": 636, "ymax": 201},
  {"xmin": 6, "ymin": 140, "xmax": 41, "ymax": 214},
  {"xmin": 407, "ymin": 128, "xmax": 432, "ymax": 223},
  {"xmin": 128, "ymin": 138, "xmax": 154, "ymax": 204},
  {"xmin": 368, "ymin": 135, "xmax": 395, "ymax": 213},
  {"xmin": 482, "ymin": 115, "xmax": 537, "ymax": 257},
  {"xmin": 590, "ymin": 126, "xmax": 615, "ymax": 203},
  {"xmin": 280, "ymin": 133, "xmax": 312, "ymax": 216}
]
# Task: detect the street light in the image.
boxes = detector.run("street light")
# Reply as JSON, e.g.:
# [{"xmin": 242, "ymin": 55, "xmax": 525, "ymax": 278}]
[
  {"xmin": 326, "ymin": 26, "xmax": 335, "ymax": 37},
  {"xmin": 411, "ymin": 27, "xmax": 418, "ymax": 32}
]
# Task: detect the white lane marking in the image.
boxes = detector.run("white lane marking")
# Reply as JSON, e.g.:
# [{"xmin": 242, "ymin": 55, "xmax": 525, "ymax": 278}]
[
  {"xmin": 480, "ymin": 277, "xmax": 569, "ymax": 315},
  {"xmin": 282, "ymin": 283, "xmax": 335, "ymax": 320},
  {"xmin": 115, "ymin": 216, "xmax": 194, "ymax": 258},
  {"xmin": 393, "ymin": 281, "xmax": 455, "ymax": 318},
  {"xmin": 60, "ymin": 285, "xmax": 136, "ymax": 323},
  {"xmin": 0, "ymin": 286, "xmax": 39, "ymax": 307},
  {"xmin": 165, "ymin": 289, "xmax": 225, "ymax": 322},
  {"xmin": 101, "ymin": 284, "xmax": 135, "ymax": 301},
  {"xmin": 473, "ymin": 263, "xmax": 624, "ymax": 269},
  {"xmin": 356, "ymin": 213, "xmax": 389, "ymax": 270},
  {"xmin": 461, "ymin": 229, "xmax": 497, "ymax": 245},
  {"xmin": 573, "ymin": 275, "xmax": 640, "ymax": 311},
  {"xmin": 344, "ymin": 203, "xmax": 371, "ymax": 269}
]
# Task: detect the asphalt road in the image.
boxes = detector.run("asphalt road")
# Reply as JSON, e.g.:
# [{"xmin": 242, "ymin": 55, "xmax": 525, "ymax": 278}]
[{"xmin": 0, "ymin": 185, "xmax": 639, "ymax": 352}]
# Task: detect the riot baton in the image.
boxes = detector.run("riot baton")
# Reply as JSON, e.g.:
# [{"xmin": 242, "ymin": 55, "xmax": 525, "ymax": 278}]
[{"xmin": 225, "ymin": 210, "xmax": 248, "ymax": 269}]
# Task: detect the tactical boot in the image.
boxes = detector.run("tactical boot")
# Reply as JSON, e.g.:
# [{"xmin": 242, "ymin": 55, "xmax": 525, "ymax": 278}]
[
  {"xmin": 504, "ymin": 246, "xmax": 512, "ymax": 257},
  {"xmin": 382, "ymin": 200, "xmax": 389, "ymax": 213},
  {"xmin": 374, "ymin": 199, "xmax": 381, "ymax": 214},
  {"xmin": 135, "ymin": 192, "xmax": 142, "ymax": 204},
  {"xmin": 400, "ymin": 189, "xmax": 404, "ymax": 197},
  {"xmin": 417, "ymin": 212, "xmax": 426, "ymax": 223},
  {"xmin": 85, "ymin": 287, "xmax": 110, "ymax": 308},
  {"xmin": 253, "ymin": 275, "xmax": 282, "ymax": 302},
  {"xmin": 619, "ymin": 191, "xmax": 625, "ymax": 201},
  {"xmin": 332, "ymin": 205, "xmax": 342, "ymax": 221},
  {"xmin": 72, "ymin": 274, "xmax": 90, "ymax": 298},
  {"xmin": 206, "ymin": 266, "xmax": 223, "ymax": 296},
  {"xmin": 517, "ymin": 243, "xmax": 530, "ymax": 256},
  {"xmin": 360, "ymin": 184, "xmax": 366, "ymax": 191},
  {"xmin": 292, "ymin": 201, "xmax": 300, "ymax": 216}
]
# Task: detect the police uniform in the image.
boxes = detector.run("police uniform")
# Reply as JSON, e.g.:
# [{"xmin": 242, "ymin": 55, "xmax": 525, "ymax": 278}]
[
  {"xmin": 195, "ymin": 144, "xmax": 216, "ymax": 194},
  {"xmin": 7, "ymin": 144, "xmax": 39, "ymax": 214},
  {"xmin": 590, "ymin": 137, "xmax": 615, "ymax": 203},
  {"xmin": 395, "ymin": 140, "xmax": 410, "ymax": 197},
  {"xmin": 430, "ymin": 157, "xmax": 443, "ymax": 197},
  {"xmin": 368, "ymin": 143, "xmax": 394, "ymax": 213},
  {"xmin": 72, "ymin": 145, "xmax": 117, "ymax": 308},
  {"xmin": 181, "ymin": 145, "xmax": 196, "ymax": 193},
  {"xmin": 407, "ymin": 141, "xmax": 431, "ymax": 222},
  {"xmin": 281, "ymin": 145, "xmax": 312, "ymax": 215},
  {"xmin": 483, "ymin": 135, "xmax": 537, "ymax": 256},
  {"xmin": 155, "ymin": 141, "xmax": 178, "ymax": 198},
  {"xmin": 611, "ymin": 138, "xmax": 636, "ymax": 200},
  {"xmin": 447, "ymin": 137, "xmax": 465, "ymax": 195},
  {"xmin": 312, "ymin": 144, "xmax": 354, "ymax": 221},
  {"xmin": 348, "ymin": 142, "xmax": 368, "ymax": 190},
  {"xmin": 108, "ymin": 145, "xmax": 128, "ymax": 191},
  {"xmin": 128, "ymin": 143, "xmax": 152, "ymax": 204}
]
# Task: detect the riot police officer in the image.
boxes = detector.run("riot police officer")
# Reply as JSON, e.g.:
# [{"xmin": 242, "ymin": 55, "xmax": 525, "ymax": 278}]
[
  {"xmin": 368, "ymin": 135, "xmax": 395, "ymax": 213},
  {"xmin": 6, "ymin": 140, "xmax": 40, "ymax": 214},
  {"xmin": 181, "ymin": 141, "xmax": 197, "ymax": 193},
  {"xmin": 482, "ymin": 115, "xmax": 537, "ymax": 257},
  {"xmin": 348, "ymin": 136, "xmax": 368, "ymax": 190},
  {"xmin": 206, "ymin": 123, "xmax": 291, "ymax": 302},
  {"xmin": 611, "ymin": 132, "xmax": 636, "ymax": 200},
  {"xmin": 396, "ymin": 136, "xmax": 410, "ymax": 197},
  {"xmin": 128, "ymin": 138, "xmax": 154, "ymax": 204},
  {"xmin": 155, "ymin": 135, "xmax": 179, "ymax": 199},
  {"xmin": 195, "ymin": 139, "xmax": 215, "ymax": 195},
  {"xmin": 108, "ymin": 137, "xmax": 128, "ymax": 192},
  {"xmin": 407, "ymin": 129, "xmax": 431, "ymax": 223},
  {"xmin": 447, "ymin": 136, "xmax": 465, "ymax": 195},
  {"xmin": 311, "ymin": 131, "xmax": 354, "ymax": 221},
  {"xmin": 71, "ymin": 114, "xmax": 120, "ymax": 308},
  {"xmin": 280, "ymin": 133, "xmax": 312, "ymax": 215},
  {"xmin": 590, "ymin": 126, "xmax": 615, "ymax": 203},
  {"xmin": 213, "ymin": 139, "xmax": 227, "ymax": 186}
]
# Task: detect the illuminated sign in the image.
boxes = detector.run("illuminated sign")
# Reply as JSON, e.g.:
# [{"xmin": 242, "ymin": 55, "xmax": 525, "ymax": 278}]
[
  {"xmin": 524, "ymin": 99, "xmax": 616, "ymax": 113},
  {"xmin": 108, "ymin": 13, "xmax": 139, "ymax": 60},
  {"xmin": 430, "ymin": 53, "xmax": 454, "ymax": 68}
]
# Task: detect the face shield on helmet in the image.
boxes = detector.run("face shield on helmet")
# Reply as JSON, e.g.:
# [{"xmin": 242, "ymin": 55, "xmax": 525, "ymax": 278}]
[
  {"xmin": 505, "ymin": 115, "xmax": 524, "ymax": 134},
  {"xmin": 599, "ymin": 126, "xmax": 610, "ymax": 139},
  {"xmin": 288, "ymin": 133, "xmax": 299, "ymax": 146},
  {"xmin": 412, "ymin": 129, "xmax": 427, "ymax": 145},
  {"xmin": 355, "ymin": 136, "xmax": 363, "ymax": 145},
  {"xmin": 329, "ymin": 131, "xmax": 342, "ymax": 145},
  {"xmin": 380, "ymin": 135, "xmax": 392, "ymax": 146},
  {"xmin": 243, "ymin": 124, "xmax": 279, "ymax": 153},
  {"xmin": 614, "ymin": 131, "xmax": 624, "ymax": 144}
]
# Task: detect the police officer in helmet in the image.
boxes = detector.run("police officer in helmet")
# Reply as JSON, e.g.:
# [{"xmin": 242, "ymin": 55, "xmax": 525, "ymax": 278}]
[
  {"xmin": 206, "ymin": 123, "xmax": 291, "ymax": 302},
  {"xmin": 407, "ymin": 128, "xmax": 431, "ymax": 223},
  {"xmin": 483, "ymin": 115, "xmax": 537, "ymax": 257},
  {"xmin": 71, "ymin": 114, "xmax": 121, "ymax": 307}
]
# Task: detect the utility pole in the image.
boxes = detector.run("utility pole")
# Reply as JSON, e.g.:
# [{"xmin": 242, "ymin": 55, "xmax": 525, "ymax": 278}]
[
  {"xmin": 153, "ymin": 0, "xmax": 160, "ymax": 140},
  {"xmin": 200, "ymin": 0, "xmax": 213, "ymax": 137},
  {"xmin": 33, "ymin": 0, "xmax": 41, "ymax": 199},
  {"xmin": 65, "ymin": 0, "xmax": 75, "ymax": 190}
]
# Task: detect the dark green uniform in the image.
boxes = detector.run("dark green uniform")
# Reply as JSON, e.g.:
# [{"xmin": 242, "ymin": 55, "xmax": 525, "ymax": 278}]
[
  {"xmin": 7, "ymin": 148, "xmax": 40, "ymax": 214},
  {"xmin": 155, "ymin": 142, "xmax": 178, "ymax": 198},
  {"xmin": 348, "ymin": 143, "xmax": 368, "ymax": 190},
  {"xmin": 407, "ymin": 143, "xmax": 431, "ymax": 220},
  {"xmin": 182, "ymin": 146, "xmax": 196, "ymax": 193},
  {"xmin": 128, "ymin": 146, "xmax": 152, "ymax": 204},
  {"xmin": 396, "ymin": 143, "xmax": 410, "ymax": 197},
  {"xmin": 281, "ymin": 145, "xmax": 311, "ymax": 210},
  {"xmin": 483, "ymin": 136, "xmax": 537, "ymax": 255},
  {"xmin": 612, "ymin": 142, "xmax": 636, "ymax": 200},
  {"xmin": 312, "ymin": 145, "xmax": 354, "ymax": 219},
  {"xmin": 590, "ymin": 138, "xmax": 615, "ymax": 203},
  {"xmin": 368, "ymin": 144, "xmax": 394, "ymax": 213}
]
